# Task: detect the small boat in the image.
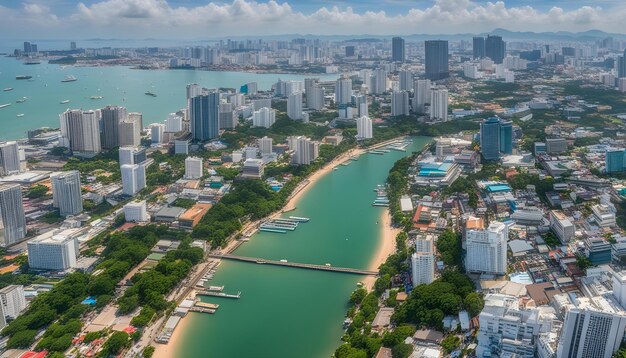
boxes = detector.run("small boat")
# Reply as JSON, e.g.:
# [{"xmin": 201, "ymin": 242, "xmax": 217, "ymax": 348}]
[
  {"xmin": 61, "ymin": 75, "xmax": 77, "ymax": 82},
  {"xmin": 16, "ymin": 75, "xmax": 32, "ymax": 80},
  {"xmin": 16, "ymin": 98, "xmax": 27, "ymax": 103},
  {"xmin": 3, "ymin": 88, "xmax": 13, "ymax": 92},
  {"xmin": 24, "ymin": 60, "xmax": 41, "ymax": 65},
  {"xmin": 60, "ymin": 100, "xmax": 70, "ymax": 104},
  {"xmin": 16, "ymin": 114, "xmax": 24, "ymax": 117},
  {"xmin": 325, "ymin": 263, "xmax": 332, "ymax": 267},
  {"xmin": 145, "ymin": 91, "xmax": 157, "ymax": 97},
  {"xmin": 279, "ymin": 259, "xmax": 288, "ymax": 263},
  {"xmin": 90, "ymin": 96, "xmax": 103, "ymax": 100},
  {"xmin": 0, "ymin": 104, "xmax": 11, "ymax": 109}
]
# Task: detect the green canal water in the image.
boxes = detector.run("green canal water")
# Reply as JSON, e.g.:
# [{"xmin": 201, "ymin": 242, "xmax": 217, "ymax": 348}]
[
  {"xmin": 174, "ymin": 137, "xmax": 432, "ymax": 358},
  {"xmin": 0, "ymin": 56, "xmax": 335, "ymax": 140}
]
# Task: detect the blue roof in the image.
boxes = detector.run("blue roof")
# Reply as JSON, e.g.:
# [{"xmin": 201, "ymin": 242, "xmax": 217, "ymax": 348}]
[
  {"xmin": 81, "ymin": 296, "xmax": 97, "ymax": 305},
  {"xmin": 486, "ymin": 184, "xmax": 512, "ymax": 193},
  {"xmin": 418, "ymin": 162, "xmax": 452, "ymax": 177}
]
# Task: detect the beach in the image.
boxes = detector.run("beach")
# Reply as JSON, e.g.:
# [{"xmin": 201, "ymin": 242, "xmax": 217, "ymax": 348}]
[
  {"xmin": 362, "ymin": 209, "xmax": 399, "ymax": 290},
  {"xmin": 152, "ymin": 312, "xmax": 192, "ymax": 358}
]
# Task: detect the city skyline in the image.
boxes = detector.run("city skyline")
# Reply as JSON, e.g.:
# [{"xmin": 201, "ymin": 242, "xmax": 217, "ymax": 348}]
[{"xmin": 2, "ymin": 0, "xmax": 626, "ymax": 39}]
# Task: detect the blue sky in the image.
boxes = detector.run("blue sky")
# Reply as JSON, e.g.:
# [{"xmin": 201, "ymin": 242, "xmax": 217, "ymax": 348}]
[{"xmin": 1, "ymin": 0, "xmax": 625, "ymax": 39}]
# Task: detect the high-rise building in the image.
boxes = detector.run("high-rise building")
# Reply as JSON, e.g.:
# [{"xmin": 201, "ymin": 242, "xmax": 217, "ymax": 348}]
[
  {"xmin": 258, "ymin": 136, "xmax": 273, "ymax": 155},
  {"xmin": 477, "ymin": 294, "xmax": 556, "ymax": 358},
  {"xmin": 473, "ymin": 37, "xmax": 486, "ymax": 59},
  {"xmin": 480, "ymin": 117, "xmax": 503, "ymax": 161},
  {"xmin": 356, "ymin": 116, "xmax": 373, "ymax": 140},
  {"xmin": 27, "ymin": 233, "xmax": 78, "ymax": 271},
  {"xmin": 60, "ymin": 109, "xmax": 102, "ymax": 154},
  {"xmin": 165, "ymin": 113, "xmax": 183, "ymax": 132},
  {"xmin": 186, "ymin": 83, "xmax": 203, "ymax": 100},
  {"xmin": 429, "ymin": 88, "xmax": 448, "ymax": 121},
  {"xmin": 70, "ymin": 41, "xmax": 76, "ymax": 50},
  {"xmin": 100, "ymin": 105, "xmax": 127, "ymax": 149},
  {"xmin": 335, "ymin": 77, "xmax": 352, "ymax": 105},
  {"xmin": 118, "ymin": 146, "xmax": 145, "ymax": 166},
  {"xmin": 345, "ymin": 46, "xmax": 355, "ymax": 57},
  {"xmin": 605, "ymin": 149, "xmax": 626, "ymax": 174},
  {"xmin": 50, "ymin": 171, "xmax": 83, "ymax": 217},
  {"xmin": 184, "ymin": 157, "xmax": 203, "ymax": 179},
  {"xmin": 557, "ymin": 302, "xmax": 626, "ymax": 358},
  {"xmin": 465, "ymin": 221, "xmax": 508, "ymax": 275},
  {"xmin": 0, "ymin": 141, "xmax": 20, "ymax": 177},
  {"xmin": 190, "ymin": 92, "xmax": 220, "ymax": 141},
  {"xmin": 150, "ymin": 123, "xmax": 166, "ymax": 144},
  {"xmin": 486, "ymin": 35, "xmax": 506, "ymax": 64},
  {"xmin": 425, "ymin": 40, "xmax": 449, "ymax": 80},
  {"xmin": 121, "ymin": 164, "xmax": 146, "ymax": 196},
  {"xmin": 219, "ymin": 102, "xmax": 236, "ymax": 130},
  {"xmin": 292, "ymin": 137, "xmax": 319, "ymax": 165},
  {"xmin": 499, "ymin": 120, "xmax": 513, "ymax": 154},
  {"xmin": 391, "ymin": 91, "xmax": 410, "ymax": 116},
  {"xmin": 306, "ymin": 85, "xmax": 324, "ymax": 110},
  {"xmin": 0, "ymin": 285, "xmax": 26, "ymax": 320},
  {"xmin": 118, "ymin": 119, "xmax": 141, "ymax": 147},
  {"xmin": 252, "ymin": 107, "xmax": 276, "ymax": 128},
  {"xmin": 355, "ymin": 95, "xmax": 368, "ymax": 117},
  {"xmin": 392, "ymin": 37, "xmax": 405, "ymax": 63},
  {"xmin": 371, "ymin": 68, "xmax": 388, "ymax": 95},
  {"xmin": 619, "ymin": 49, "xmax": 626, "ymax": 78},
  {"xmin": 287, "ymin": 92, "xmax": 303, "ymax": 120},
  {"xmin": 123, "ymin": 200, "xmax": 149, "ymax": 222},
  {"xmin": 411, "ymin": 237, "xmax": 434, "ymax": 285},
  {"xmin": 0, "ymin": 184, "xmax": 26, "ymax": 247},
  {"xmin": 398, "ymin": 70, "xmax": 413, "ymax": 91},
  {"xmin": 413, "ymin": 79, "xmax": 432, "ymax": 113}
]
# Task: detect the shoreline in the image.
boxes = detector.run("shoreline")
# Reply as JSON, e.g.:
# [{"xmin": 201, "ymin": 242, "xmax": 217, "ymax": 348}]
[
  {"xmin": 152, "ymin": 311, "xmax": 193, "ymax": 358},
  {"xmin": 152, "ymin": 136, "xmax": 409, "ymax": 356},
  {"xmin": 362, "ymin": 209, "xmax": 399, "ymax": 291}
]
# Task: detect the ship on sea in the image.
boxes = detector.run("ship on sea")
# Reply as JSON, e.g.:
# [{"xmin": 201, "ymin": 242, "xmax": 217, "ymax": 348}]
[
  {"xmin": 24, "ymin": 60, "xmax": 41, "ymax": 65},
  {"xmin": 15, "ymin": 75, "xmax": 32, "ymax": 80},
  {"xmin": 61, "ymin": 75, "xmax": 77, "ymax": 82},
  {"xmin": 145, "ymin": 91, "xmax": 157, "ymax": 97}
]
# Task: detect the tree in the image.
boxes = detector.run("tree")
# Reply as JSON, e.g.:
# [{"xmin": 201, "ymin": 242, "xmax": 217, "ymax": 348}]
[
  {"xmin": 349, "ymin": 288, "xmax": 367, "ymax": 306},
  {"xmin": 464, "ymin": 292, "xmax": 485, "ymax": 317},
  {"xmin": 103, "ymin": 331, "xmax": 130, "ymax": 355},
  {"xmin": 441, "ymin": 335, "xmax": 461, "ymax": 354},
  {"xmin": 392, "ymin": 343, "xmax": 413, "ymax": 358},
  {"xmin": 143, "ymin": 346, "xmax": 156, "ymax": 358},
  {"xmin": 26, "ymin": 184, "xmax": 49, "ymax": 199},
  {"xmin": 7, "ymin": 330, "xmax": 37, "ymax": 348}
]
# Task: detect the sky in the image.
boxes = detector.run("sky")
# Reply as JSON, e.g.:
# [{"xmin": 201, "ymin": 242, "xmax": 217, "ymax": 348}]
[{"xmin": 1, "ymin": 0, "xmax": 625, "ymax": 39}]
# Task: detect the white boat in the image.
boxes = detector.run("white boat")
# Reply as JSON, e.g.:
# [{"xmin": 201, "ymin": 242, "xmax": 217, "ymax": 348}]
[
  {"xmin": 60, "ymin": 100, "xmax": 70, "ymax": 104},
  {"xmin": 0, "ymin": 104, "xmax": 11, "ymax": 109},
  {"xmin": 90, "ymin": 96, "xmax": 103, "ymax": 100},
  {"xmin": 61, "ymin": 75, "xmax": 77, "ymax": 82},
  {"xmin": 16, "ymin": 114, "xmax": 24, "ymax": 117},
  {"xmin": 279, "ymin": 259, "xmax": 288, "ymax": 263},
  {"xmin": 3, "ymin": 88, "xmax": 13, "ymax": 92}
]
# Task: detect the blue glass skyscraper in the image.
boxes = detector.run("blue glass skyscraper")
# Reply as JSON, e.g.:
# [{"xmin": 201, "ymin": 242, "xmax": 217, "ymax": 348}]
[
  {"xmin": 480, "ymin": 117, "xmax": 501, "ymax": 161},
  {"xmin": 606, "ymin": 149, "xmax": 626, "ymax": 174},
  {"xmin": 190, "ymin": 92, "xmax": 220, "ymax": 141},
  {"xmin": 499, "ymin": 120, "xmax": 513, "ymax": 154}
]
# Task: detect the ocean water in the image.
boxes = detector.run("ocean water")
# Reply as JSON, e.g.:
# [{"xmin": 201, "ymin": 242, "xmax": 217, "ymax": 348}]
[{"xmin": 0, "ymin": 56, "xmax": 335, "ymax": 140}]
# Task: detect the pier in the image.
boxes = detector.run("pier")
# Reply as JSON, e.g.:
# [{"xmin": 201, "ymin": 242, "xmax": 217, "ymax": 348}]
[
  {"xmin": 209, "ymin": 254, "xmax": 378, "ymax": 276},
  {"xmin": 196, "ymin": 290, "xmax": 241, "ymax": 299}
]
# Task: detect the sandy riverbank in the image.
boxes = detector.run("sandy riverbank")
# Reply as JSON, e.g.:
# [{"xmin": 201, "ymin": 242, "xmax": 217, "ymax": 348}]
[
  {"xmin": 152, "ymin": 312, "xmax": 193, "ymax": 358},
  {"xmin": 362, "ymin": 209, "xmax": 399, "ymax": 290}
]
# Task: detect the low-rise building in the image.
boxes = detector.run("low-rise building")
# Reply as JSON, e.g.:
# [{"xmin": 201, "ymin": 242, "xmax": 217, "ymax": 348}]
[{"xmin": 549, "ymin": 210, "xmax": 575, "ymax": 243}]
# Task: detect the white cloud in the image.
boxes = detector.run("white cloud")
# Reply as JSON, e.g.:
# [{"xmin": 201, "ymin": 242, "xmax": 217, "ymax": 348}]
[{"xmin": 0, "ymin": 0, "xmax": 625, "ymax": 38}]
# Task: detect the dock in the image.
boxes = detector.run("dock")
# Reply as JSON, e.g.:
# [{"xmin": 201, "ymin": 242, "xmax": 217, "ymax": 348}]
[
  {"xmin": 195, "ymin": 302, "xmax": 220, "ymax": 309},
  {"xmin": 189, "ymin": 307, "xmax": 216, "ymax": 314},
  {"xmin": 210, "ymin": 254, "xmax": 377, "ymax": 276},
  {"xmin": 288, "ymin": 216, "xmax": 310, "ymax": 222},
  {"xmin": 196, "ymin": 290, "xmax": 241, "ymax": 299}
]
